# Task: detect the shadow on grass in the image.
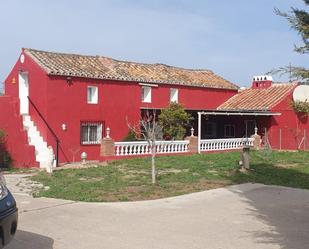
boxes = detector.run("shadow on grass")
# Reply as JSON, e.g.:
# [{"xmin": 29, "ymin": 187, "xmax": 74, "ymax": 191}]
[
  {"xmin": 6, "ymin": 230, "xmax": 54, "ymax": 249},
  {"xmin": 230, "ymin": 162, "xmax": 309, "ymax": 190},
  {"xmin": 229, "ymin": 164, "xmax": 309, "ymax": 249}
]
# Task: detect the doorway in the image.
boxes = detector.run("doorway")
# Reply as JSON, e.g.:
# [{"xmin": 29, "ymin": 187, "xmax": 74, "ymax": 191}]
[{"xmin": 19, "ymin": 72, "xmax": 29, "ymax": 115}]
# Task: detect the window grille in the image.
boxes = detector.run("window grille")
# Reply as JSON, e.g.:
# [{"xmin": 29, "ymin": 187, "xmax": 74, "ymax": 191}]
[{"xmin": 81, "ymin": 121, "xmax": 103, "ymax": 144}]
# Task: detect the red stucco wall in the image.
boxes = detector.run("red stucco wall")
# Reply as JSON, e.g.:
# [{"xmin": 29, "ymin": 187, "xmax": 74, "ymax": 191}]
[
  {"xmin": 0, "ymin": 95, "xmax": 37, "ymax": 167},
  {"xmin": 2, "ymin": 50, "xmax": 238, "ymax": 165},
  {"xmin": 141, "ymin": 84, "xmax": 236, "ymax": 110},
  {"xmin": 5, "ymin": 50, "xmax": 49, "ymax": 141},
  {"xmin": 269, "ymin": 89, "xmax": 309, "ymax": 150},
  {"xmin": 45, "ymin": 76, "xmax": 141, "ymax": 162},
  {"xmin": 44, "ymin": 77, "xmax": 236, "ymax": 163}
]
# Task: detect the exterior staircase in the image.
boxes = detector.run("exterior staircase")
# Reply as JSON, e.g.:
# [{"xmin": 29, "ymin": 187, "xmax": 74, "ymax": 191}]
[{"xmin": 22, "ymin": 115, "xmax": 54, "ymax": 168}]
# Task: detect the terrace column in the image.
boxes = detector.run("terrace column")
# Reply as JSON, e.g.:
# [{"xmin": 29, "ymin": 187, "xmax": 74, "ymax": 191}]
[{"xmin": 198, "ymin": 112, "xmax": 202, "ymax": 154}]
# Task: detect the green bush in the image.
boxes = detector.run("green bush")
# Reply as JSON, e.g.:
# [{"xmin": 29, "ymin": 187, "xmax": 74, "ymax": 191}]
[
  {"xmin": 123, "ymin": 129, "xmax": 138, "ymax": 141},
  {"xmin": 0, "ymin": 130, "xmax": 12, "ymax": 168},
  {"xmin": 292, "ymin": 101, "xmax": 309, "ymax": 115},
  {"xmin": 158, "ymin": 103, "xmax": 192, "ymax": 140}
]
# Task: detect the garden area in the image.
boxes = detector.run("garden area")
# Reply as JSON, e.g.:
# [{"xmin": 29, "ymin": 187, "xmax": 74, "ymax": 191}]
[{"xmin": 30, "ymin": 150, "xmax": 309, "ymax": 202}]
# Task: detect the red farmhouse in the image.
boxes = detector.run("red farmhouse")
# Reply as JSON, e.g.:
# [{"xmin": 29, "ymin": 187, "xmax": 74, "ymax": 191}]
[
  {"xmin": 0, "ymin": 49, "xmax": 308, "ymax": 168},
  {"xmin": 0, "ymin": 48, "xmax": 239, "ymax": 167}
]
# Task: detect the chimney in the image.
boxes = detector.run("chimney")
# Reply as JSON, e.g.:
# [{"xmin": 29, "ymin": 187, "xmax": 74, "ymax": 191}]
[{"xmin": 252, "ymin": 75, "xmax": 273, "ymax": 89}]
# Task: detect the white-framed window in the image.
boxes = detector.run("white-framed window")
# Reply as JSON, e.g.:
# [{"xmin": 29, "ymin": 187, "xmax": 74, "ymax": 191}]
[
  {"xmin": 87, "ymin": 86, "xmax": 98, "ymax": 104},
  {"xmin": 141, "ymin": 86, "xmax": 151, "ymax": 103},
  {"xmin": 81, "ymin": 121, "xmax": 103, "ymax": 144},
  {"xmin": 205, "ymin": 122, "xmax": 216, "ymax": 139},
  {"xmin": 224, "ymin": 125, "xmax": 235, "ymax": 138},
  {"xmin": 170, "ymin": 88, "xmax": 178, "ymax": 103}
]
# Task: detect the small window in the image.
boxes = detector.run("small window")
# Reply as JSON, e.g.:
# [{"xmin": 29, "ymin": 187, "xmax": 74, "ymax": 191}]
[
  {"xmin": 87, "ymin": 86, "xmax": 98, "ymax": 104},
  {"xmin": 141, "ymin": 86, "xmax": 151, "ymax": 103},
  {"xmin": 224, "ymin": 125, "xmax": 235, "ymax": 138},
  {"xmin": 205, "ymin": 122, "xmax": 216, "ymax": 139},
  {"xmin": 81, "ymin": 122, "xmax": 103, "ymax": 144},
  {"xmin": 170, "ymin": 88, "xmax": 178, "ymax": 103}
]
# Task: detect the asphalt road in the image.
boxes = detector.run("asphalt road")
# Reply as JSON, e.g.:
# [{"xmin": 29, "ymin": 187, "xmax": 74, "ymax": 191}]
[{"xmin": 4, "ymin": 174, "xmax": 309, "ymax": 249}]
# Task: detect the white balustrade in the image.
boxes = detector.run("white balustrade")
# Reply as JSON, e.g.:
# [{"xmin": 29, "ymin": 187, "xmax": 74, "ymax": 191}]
[
  {"xmin": 114, "ymin": 140, "xmax": 189, "ymax": 156},
  {"xmin": 200, "ymin": 138, "xmax": 254, "ymax": 152},
  {"xmin": 114, "ymin": 138, "xmax": 254, "ymax": 156}
]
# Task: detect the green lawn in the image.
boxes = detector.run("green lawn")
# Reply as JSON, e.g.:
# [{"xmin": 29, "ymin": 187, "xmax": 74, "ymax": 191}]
[{"xmin": 31, "ymin": 150, "xmax": 309, "ymax": 202}]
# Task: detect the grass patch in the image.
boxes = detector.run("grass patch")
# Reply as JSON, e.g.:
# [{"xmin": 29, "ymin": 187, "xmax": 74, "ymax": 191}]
[
  {"xmin": 31, "ymin": 151, "xmax": 309, "ymax": 202},
  {"xmin": 2, "ymin": 167, "xmax": 38, "ymax": 174}
]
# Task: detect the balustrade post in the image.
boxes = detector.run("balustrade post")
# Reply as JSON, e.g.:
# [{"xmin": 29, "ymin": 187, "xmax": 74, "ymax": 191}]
[
  {"xmin": 250, "ymin": 128, "xmax": 262, "ymax": 150},
  {"xmin": 185, "ymin": 135, "xmax": 199, "ymax": 153},
  {"xmin": 100, "ymin": 127, "xmax": 115, "ymax": 157}
]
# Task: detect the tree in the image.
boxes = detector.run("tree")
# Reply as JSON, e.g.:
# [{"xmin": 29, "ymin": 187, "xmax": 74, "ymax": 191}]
[
  {"xmin": 273, "ymin": 1, "xmax": 309, "ymax": 83},
  {"xmin": 127, "ymin": 111, "xmax": 163, "ymax": 184},
  {"xmin": 158, "ymin": 103, "xmax": 192, "ymax": 140}
]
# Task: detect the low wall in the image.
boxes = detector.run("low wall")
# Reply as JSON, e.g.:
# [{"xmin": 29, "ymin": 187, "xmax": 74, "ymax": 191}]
[{"xmin": 100, "ymin": 136, "xmax": 256, "ymax": 161}]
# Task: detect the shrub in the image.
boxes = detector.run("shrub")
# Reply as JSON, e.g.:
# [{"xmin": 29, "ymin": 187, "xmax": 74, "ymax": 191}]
[
  {"xmin": 292, "ymin": 101, "xmax": 309, "ymax": 115},
  {"xmin": 158, "ymin": 103, "xmax": 192, "ymax": 140},
  {"xmin": 123, "ymin": 129, "xmax": 138, "ymax": 141},
  {"xmin": 0, "ymin": 130, "xmax": 12, "ymax": 168}
]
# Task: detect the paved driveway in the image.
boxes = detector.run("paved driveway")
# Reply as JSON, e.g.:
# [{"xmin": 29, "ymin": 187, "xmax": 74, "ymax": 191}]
[{"xmin": 4, "ymin": 174, "xmax": 309, "ymax": 249}]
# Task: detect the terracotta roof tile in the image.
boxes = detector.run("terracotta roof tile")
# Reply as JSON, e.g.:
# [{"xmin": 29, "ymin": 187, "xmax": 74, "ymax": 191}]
[
  {"xmin": 217, "ymin": 83, "xmax": 297, "ymax": 111},
  {"xmin": 24, "ymin": 48, "xmax": 238, "ymax": 90}
]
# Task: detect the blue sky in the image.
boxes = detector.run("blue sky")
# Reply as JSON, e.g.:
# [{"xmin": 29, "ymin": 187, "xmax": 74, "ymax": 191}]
[{"xmin": 0, "ymin": 0, "xmax": 308, "ymax": 89}]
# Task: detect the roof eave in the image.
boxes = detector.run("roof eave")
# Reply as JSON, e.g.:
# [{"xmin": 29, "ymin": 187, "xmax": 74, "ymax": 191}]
[
  {"xmin": 200, "ymin": 110, "xmax": 281, "ymax": 116},
  {"xmin": 46, "ymin": 72, "xmax": 239, "ymax": 91}
]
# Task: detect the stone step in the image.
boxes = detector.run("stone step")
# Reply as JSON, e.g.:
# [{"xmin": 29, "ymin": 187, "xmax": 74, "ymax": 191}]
[
  {"xmin": 29, "ymin": 137, "xmax": 45, "ymax": 145},
  {"xmin": 35, "ymin": 149, "xmax": 50, "ymax": 157},
  {"xmin": 36, "ymin": 155, "xmax": 50, "ymax": 162},
  {"xmin": 39, "ymin": 161, "xmax": 51, "ymax": 168},
  {"xmin": 22, "ymin": 115, "xmax": 55, "ymax": 169}
]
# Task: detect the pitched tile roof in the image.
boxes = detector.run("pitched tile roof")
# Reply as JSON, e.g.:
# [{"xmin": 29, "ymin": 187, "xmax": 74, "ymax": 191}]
[
  {"xmin": 24, "ymin": 48, "xmax": 238, "ymax": 90},
  {"xmin": 217, "ymin": 83, "xmax": 297, "ymax": 111}
]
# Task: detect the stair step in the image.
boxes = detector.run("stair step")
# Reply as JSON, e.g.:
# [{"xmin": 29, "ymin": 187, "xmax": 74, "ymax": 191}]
[
  {"xmin": 28, "ymin": 128, "xmax": 40, "ymax": 135},
  {"xmin": 35, "ymin": 151, "xmax": 50, "ymax": 157},
  {"xmin": 23, "ymin": 115, "xmax": 31, "ymax": 122},
  {"xmin": 27, "ymin": 127, "xmax": 39, "ymax": 133},
  {"xmin": 23, "ymin": 118, "xmax": 34, "ymax": 125},
  {"xmin": 29, "ymin": 137, "xmax": 45, "ymax": 145},
  {"xmin": 23, "ymin": 121, "xmax": 34, "ymax": 127},
  {"xmin": 22, "ymin": 115, "xmax": 55, "ymax": 168},
  {"xmin": 36, "ymin": 155, "xmax": 50, "ymax": 162},
  {"xmin": 39, "ymin": 161, "xmax": 51, "ymax": 168},
  {"xmin": 30, "ymin": 142, "xmax": 47, "ymax": 150},
  {"xmin": 35, "ymin": 149, "xmax": 50, "ymax": 155}
]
